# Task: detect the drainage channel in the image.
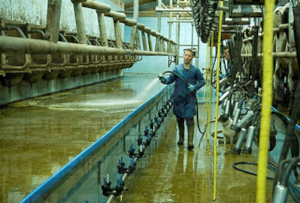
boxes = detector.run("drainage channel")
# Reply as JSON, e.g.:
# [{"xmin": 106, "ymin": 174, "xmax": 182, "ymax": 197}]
[{"xmin": 20, "ymin": 84, "xmax": 174, "ymax": 203}]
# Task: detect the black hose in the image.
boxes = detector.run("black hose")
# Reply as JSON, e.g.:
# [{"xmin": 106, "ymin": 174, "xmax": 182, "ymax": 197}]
[
  {"xmin": 232, "ymin": 161, "xmax": 274, "ymax": 180},
  {"xmin": 160, "ymin": 70, "xmax": 206, "ymax": 136},
  {"xmin": 161, "ymin": 71, "xmax": 190, "ymax": 86},
  {"xmin": 273, "ymin": 81, "xmax": 300, "ymax": 194},
  {"xmin": 281, "ymin": 158, "xmax": 300, "ymax": 187}
]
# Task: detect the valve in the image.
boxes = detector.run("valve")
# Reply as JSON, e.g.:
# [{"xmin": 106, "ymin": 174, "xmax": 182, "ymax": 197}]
[
  {"xmin": 101, "ymin": 176, "xmax": 112, "ymax": 196},
  {"xmin": 149, "ymin": 119, "xmax": 156, "ymax": 137},
  {"xmin": 117, "ymin": 156, "xmax": 137, "ymax": 175},
  {"xmin": 117, "ymin": 157, "xmax": 125, "ymax": 174},
  {"xmin": 156, "ymin": 118, "xmax": 161, "ymax": 130},
  {"xmin": 101, "ymin": 174, "xmax": 128, "ymax": 197},
  {"xmin": 137, "ymin": 133, "xmax": 143, "ymax": 146},
  {"xmin": 128, "ymin": 143, "xmax": 135, "ymax": 157},
  {"xmin": 144, "ymin": 125, "xmax": 149, "ymax": 137},
  {"xmin": 145, "ymin": 133, "xmax": 151, "ymax": 146}
]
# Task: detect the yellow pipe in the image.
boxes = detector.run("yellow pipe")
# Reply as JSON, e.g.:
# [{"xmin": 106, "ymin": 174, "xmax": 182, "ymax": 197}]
[
  {"xmin": 205, "ymin": 38, "xmax": 211, "ymax": 152},
  {"xmin": 257, "ymin": 0, "xmax": 274, "ymax": 202},
  {"xmin": 213, "ymin": 1, "xmax": 223, "ymax": 200}
]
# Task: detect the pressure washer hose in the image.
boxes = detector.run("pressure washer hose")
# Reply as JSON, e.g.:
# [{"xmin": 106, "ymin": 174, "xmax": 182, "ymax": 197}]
[{"xmin": 160, "ymin": 70, "xmax": 207, "ymax": 137}]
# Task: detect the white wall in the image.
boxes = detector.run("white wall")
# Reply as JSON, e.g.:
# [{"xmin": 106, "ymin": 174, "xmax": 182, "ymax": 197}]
[
  {"xmin": 0, "ymin": 0, "xmax": 124, "ymax": 40},
  {"xmin": 124, "ymin": 17, "xmax": 209, "ymax": 74}
]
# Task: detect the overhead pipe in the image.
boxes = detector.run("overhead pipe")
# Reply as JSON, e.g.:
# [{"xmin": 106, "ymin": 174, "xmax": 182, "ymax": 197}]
[
  {"xmin": 155, "ymin": 7, "xmax": 192, "ymax": 12},
  {"xmin": 104, "ymin": 11, "xmax": 126, "ymax": 20},
  {"xmin": 0, "ymin": 36, "xmax": 171, "ymax": 56},
  {"xmin": 241, "ymin": 52, "xmax": 297, "ymax": 58},
  {"xmin": 82, "ymin": 0, "xmax": 111, "ymax": 13},
  {"xmin": 167, "ymin": 20, "xmax": 194, "ymax": 23}
]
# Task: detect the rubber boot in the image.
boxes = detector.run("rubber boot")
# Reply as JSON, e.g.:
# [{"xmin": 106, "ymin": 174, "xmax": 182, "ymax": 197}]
[
  {"xmin": 177, "ymin": 117, "xmax": 184, "ymax": 145},
  {"xmin": 187, "ymin": 125, "xmax": 194, "ymax": 151}
]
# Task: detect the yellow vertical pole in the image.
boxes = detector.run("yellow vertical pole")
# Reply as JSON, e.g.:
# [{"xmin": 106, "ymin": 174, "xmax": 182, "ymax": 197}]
[
  {"xmin": 206, "ymin": 38, "xmax": 211, "ymax": 152},
  {"xmin": 213, "ymin": 1, "xmax": 223, "ymax": 200},
  {"xmin": 257, "ymin": 0, "xmax": 274, "ymax": 202}
]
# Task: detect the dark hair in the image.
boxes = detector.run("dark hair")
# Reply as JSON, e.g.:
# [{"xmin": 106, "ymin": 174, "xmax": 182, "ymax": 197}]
[
  {"xmin": 184, "ymin": 48, "xmax": 196, "ymax": 56},
  {"xmin": 184, "ymin": 48, "xmax": 193, "ymax": 53},
  {"xmin": 223, "ymin": 45, "xmax": 229, "ymax": 51}
]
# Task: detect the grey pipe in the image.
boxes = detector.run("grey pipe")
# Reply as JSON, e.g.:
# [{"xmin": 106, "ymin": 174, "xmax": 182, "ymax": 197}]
[
  {"xmin": 133, "ymin": 0, "xmax": 139, "ymax": 21},
  {"xmin": 155, "ymin": 7, "xmax": 192, "ymax": 12},
  {"xmin": 30, "ymin": 28, "xmax": 46, "ymax": 39},
  {"xmin": 73, "ymin": 2, "xmax": 87, "ymax": 44},
  {"xmin": 0, "ymin": 36, "xmax": 173, "ymax": 56},
  {"xmin": 241, "ymin": 52, "xmax": 297, "ymax": 58},
  {"xmin": 176, "ymin": 5, "xmax": 180, "ymax": 56},
  {"xmin": 6, "ymin": 25, "xmax": 27, "ymax": 38},
  {"xmin": 82, "ymin": 0, "xmax": 111, "ymax": 13},
  {"xmin": 168, "ymin": 20, "xmax": 194, "ymax": 23}
]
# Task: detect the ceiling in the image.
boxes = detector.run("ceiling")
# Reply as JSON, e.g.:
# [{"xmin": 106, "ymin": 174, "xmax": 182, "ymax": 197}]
[{"xmin": 121, "ymin": 0, "xmax": 193, "ymax": 17}]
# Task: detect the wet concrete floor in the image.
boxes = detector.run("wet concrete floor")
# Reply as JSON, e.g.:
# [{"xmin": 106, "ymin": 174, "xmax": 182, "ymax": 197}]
[
  {"xmin": 118, "ymin": 104, "xmax": 280, "ymax": 203},
  {"xmin": 0, "ymin": 72, "xmax": 296, "ymax": 203},
  {"xmin": 0, "ymin": 73, "xmax": 164, "ymax": 203}
]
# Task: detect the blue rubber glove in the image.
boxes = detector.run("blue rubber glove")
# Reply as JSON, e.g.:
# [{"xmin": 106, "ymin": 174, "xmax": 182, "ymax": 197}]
[
  {"xmin": 158, "ymin": 76, "xmax": 167, "ymax": 84},
  {"xmin": 188, "ymin": 84, "xmax": 195, "ymax": 92}
]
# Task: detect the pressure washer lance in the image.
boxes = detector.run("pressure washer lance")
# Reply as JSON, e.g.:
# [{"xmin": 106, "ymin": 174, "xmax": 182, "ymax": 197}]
[{"xmin": 158, "ymin": 71, "xmax": 207, "ymax": 144}]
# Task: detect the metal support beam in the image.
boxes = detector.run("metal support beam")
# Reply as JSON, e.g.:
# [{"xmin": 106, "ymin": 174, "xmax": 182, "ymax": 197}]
[
  {"xmin": 72, "ymin": 2, "xmax": 88, "ymax": 44},
  {"xmin": 45, "ymin": 0, "xmax": 62, "ymax": 43},
  {"xmin": 114, "ymin": 20, "xmax": 122, "ymax": 49},
  {"xmin": 96, "ymin": 12, "xmax": 108, "ymax": 47}
]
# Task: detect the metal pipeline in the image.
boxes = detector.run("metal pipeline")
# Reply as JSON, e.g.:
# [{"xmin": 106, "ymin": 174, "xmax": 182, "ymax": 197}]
[{"xmin": 0, "ymin": 36, "xmax": 173, "ymax": 56}]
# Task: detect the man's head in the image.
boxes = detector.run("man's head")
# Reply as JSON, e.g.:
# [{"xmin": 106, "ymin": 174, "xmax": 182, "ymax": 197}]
[
  {"xmin": 223, "ymin": 46, "xmax": 231, "ymax": 62},
  {"xmin": 183, "ymin": 49, "xmax": 194, "ymax": 65}
]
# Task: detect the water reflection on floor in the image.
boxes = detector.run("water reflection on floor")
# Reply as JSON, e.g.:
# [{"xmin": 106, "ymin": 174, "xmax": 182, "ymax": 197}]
[
  {"xmin": 0, "ymin": 72, "xmax": 297, "ymax": 203},
  {"xmin": 0, "ymin": 73, "xmax": 164, "ymax": 203},
  {"xmin": 118, "ymin": 105, "xmax": 297, "ymax": 203}
]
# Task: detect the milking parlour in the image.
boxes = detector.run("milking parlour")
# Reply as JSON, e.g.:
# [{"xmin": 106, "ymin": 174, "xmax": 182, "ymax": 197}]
[{"xmin": 0, "ymin": 0, "xmax": 300, "ymax": 202}]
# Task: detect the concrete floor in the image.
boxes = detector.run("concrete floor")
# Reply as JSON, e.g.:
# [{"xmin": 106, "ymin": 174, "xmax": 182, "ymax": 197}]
[
  {"xmin": 118, "ymin": 104, "xmax": 277, "ymax": 203},
  {"xmin": 0, "ymin": 73, "xmax": 164, "ymax": 203},
  {"xmin": 0, "ymin": 73, "xmax": 296, "ymax": 203}
]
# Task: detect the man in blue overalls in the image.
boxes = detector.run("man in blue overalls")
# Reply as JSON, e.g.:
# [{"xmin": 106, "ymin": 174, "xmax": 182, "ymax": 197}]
[{"xmin": 159, "ymin": 49, "xmax": 206, "ymax": 150}]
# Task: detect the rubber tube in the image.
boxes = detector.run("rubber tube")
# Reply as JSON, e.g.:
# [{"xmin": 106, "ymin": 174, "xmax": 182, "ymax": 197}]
[
  {"xmin": 257, "ymin": 1, "xmax": 275, "ymax": 202},
  {"xmin": 161, "ymin": 70, "xmax": 190, "ymax": 86}
]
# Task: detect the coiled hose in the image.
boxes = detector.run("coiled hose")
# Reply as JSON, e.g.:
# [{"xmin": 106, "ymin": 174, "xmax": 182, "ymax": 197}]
[{"xmin": 160, "ymin": 70, "xmax": 207, "ymax": 138}]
